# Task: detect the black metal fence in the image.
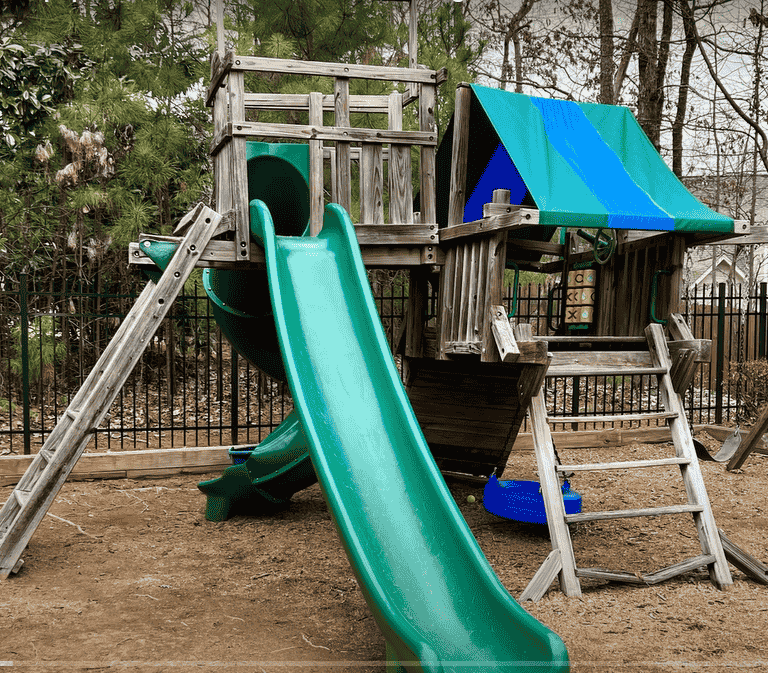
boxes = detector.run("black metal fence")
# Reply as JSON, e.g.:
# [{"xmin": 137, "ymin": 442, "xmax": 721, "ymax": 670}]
[{"xmin": 0, "ymin": 273, "xmax": 764, "ymax": 455}]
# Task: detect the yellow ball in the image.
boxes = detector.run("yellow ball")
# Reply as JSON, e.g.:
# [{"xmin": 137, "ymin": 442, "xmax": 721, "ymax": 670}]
[{"xmin": 467, "ymin": 495, "xmax": 476, "ymax": 504}]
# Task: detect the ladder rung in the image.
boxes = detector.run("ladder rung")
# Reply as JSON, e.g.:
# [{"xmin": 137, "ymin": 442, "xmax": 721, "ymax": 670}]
[
  {"xmin": 565, "ymin": 503, "xmax": 704, "ymax": 524},
  {"xmin": 556, "ymin": 457, "xmax": 691, "ymax": 472},
  {"xmin": 546, "ymin": 365, "xmax": 667, "ymax": 378},
  {"xmin": 547, "ymin": 411, "xmax": 678, "ymax": 425},
  {"xmin": 38, "ymin": 449, "xmax": 54, "ymax": 462}
]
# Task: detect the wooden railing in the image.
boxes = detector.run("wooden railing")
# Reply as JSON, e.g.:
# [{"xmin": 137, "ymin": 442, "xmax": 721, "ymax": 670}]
[{"xmin": 206, "ymin": 51, "xmax": 445, "ymax": 262}]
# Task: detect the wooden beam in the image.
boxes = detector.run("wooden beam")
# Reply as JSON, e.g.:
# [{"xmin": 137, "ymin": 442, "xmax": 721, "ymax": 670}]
[
  {"xmin": 244, "ymin": 93, "xmax": 390, "ymax": 113},
  {"xmin": 308, "ymin": 92, "xmax": 324, "ymax": 236},
  {"xmin": 439, "ymin": 208, "xmax": 539, "ymax": 242},
  {"xmin": 207, "ymin": 52, "xmax": 440, "ymax": 106},
  {"xmin": 0, "ymin": 447, "xmax": 236, "ymax": 487},
  {"xmin": 211, "ymin": 122, "xmax": 436, "ymax": 156},
  {"xmin": 727, "ymin": 403, "xmax": 768, "ymax": 471}
]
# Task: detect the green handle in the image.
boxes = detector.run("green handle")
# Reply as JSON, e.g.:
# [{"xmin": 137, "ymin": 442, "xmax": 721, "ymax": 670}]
[
  {"xmin": 650, "ymin": 269, "xmax": 673, "ymax": 325},
  {"xmin": 505, "ymin": 261, "xmax": 520, "ymax": 318}
]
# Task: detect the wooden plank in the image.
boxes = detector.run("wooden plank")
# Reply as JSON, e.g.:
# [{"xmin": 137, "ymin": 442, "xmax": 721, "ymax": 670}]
[
  {"xmin": 464, "ymin": 241, "xmax": 480, "ymax": 343},
  {"xmin": 547, "ymin": 364, "xmax": 665, "ymax": 378},
  {"xmin": 528, "ymin": 365, "xmax": 582, "ymax": 597},
  {"xmin": 668, "ymin": 339, "xmax": 711, "ymax": 362},
  {"xmin": 520, "ymin": 549, "xmax": 562, "ymax": 602},
  {"xmin": 719, "ymin": 529, "xmax": 768, "ymax": 585},
  {"xmin": 642, "ymin": 554, "xmax": 716, "ymax": 584},
  {"xmin": 243, "ymin": 92, "xmax": 390, "ymax": 113},
  {"xmin": 419, "ymin": 83, "xmax": 437, "ymax": 225},
  {"xmin": 549, "ymin": 411, "xmax": 677, "ymax": 426},
  {"xmin": 669, "ymin": 348, "xmax": 698, "ymax": 394},
  {"xmin": 206, "ymin": 52, "xmax": 440, "ymax": 106},
  {"xmin": 456, "ymin": 243, "xmax": 472, "ymax": 342},
  {"xmin": 727, "ymin": 403, "xmax": 768, "ymax": 470},
  {"xmin": 210, "ymin": 122, "xmax": 436, "ymax": 156},
  {"xmin": 490, "ymin": 305, "xmax": 519, "ymax": 362},
  {"xmin": 228, "ymin": 71, "xmax": 250, "ymax": 262},
  {"xmin": 0, "ymin": 447, "xmax": 234, "ymax": 487},
  {"xmin": 439, "ymin": 209, "xmax": 539, "ymax": 242},
  {"xmin": 334, "ymin": 78, "xmax": 352, "ymax": 214},
  {"xmin": 360, "ymin": 144, "xmax": 384, "ymax": 225},
  {"xmin": 566, "ymin": 504, "xmax": 704, "ymax": 524},
  {"xmin": 355, "ymin": 224, "xmax": 435, "ymax": 245},
  {"xmin": 388, "ymin": 92, "xmax": 413, "ymax": 224},
  {"xmin": 507, "ymin": 239, "xmax": 564, "ymax": 256},
  {"xmin": 308, "ymin": 92, "xmax": 324, "ymax": 236},
  {"xmin": 556, "ymin": 457, "xmax": 689, "ymax": 472},
  {"xmin": 576, "ymin": 568, "xmax": 647, "ymax": 585},
  {"xmin": 547, "ymin": 350, "xmax": 654, "ymax": 370},
  {"xmin": 667, "ymin": 312, "xmax": 695, "ymax": 340},
  {"xmin": 436, "ymin": 247, "xmax": 456, "ymax": 360}
]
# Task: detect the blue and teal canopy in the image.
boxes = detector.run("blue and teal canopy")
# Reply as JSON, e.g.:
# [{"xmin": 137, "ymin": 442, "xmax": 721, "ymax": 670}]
[{"xmin": 436, "ymin": 85, "xmax": 734, "ymax": 235}]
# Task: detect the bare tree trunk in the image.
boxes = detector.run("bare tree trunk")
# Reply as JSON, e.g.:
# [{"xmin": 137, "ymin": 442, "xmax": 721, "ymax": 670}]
[
  {"xmin": 636, "ymin": 0, "xmax": 661, "ymax": 149},
  {"xmin": 599, "ymin": 0, "xmax": 615, "ymax": 104},
  {"xmin": 672, "ymin": 0, "xmax": 697, "ymax": 177}
]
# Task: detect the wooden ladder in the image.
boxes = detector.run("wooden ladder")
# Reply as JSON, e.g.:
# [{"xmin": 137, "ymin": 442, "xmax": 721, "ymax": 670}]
[
  {"xmin": 520, "ymin": 322, "xmax": 732, "ymax": 600},
  {"xmin": 0, "ymin": 204, "xmax": 222, "ymax": 580}
]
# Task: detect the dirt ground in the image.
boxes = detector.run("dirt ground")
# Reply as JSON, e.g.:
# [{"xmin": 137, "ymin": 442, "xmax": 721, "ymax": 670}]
[{"xmin": 1, "ymin": 432, "xmax": 767, "ymax": 672}]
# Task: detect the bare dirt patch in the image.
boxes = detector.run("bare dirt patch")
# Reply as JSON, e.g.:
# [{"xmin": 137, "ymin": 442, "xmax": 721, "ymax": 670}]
[{"xmin": 1, "ymin": 434, "xmax": 767, "ymax": 672}]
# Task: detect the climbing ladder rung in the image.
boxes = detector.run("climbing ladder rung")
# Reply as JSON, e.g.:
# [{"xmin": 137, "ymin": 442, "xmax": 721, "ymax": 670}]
[
  {"xmin": 565, "ymin": 503, "xmax": 704, "ymax": 524},
  {"xmin": 547, "ymin": 411, "xmax": 678, "ymax": 425},
  {"xmin": 556, "ymin": 457, "xmax": 691, "ymax": 472}
]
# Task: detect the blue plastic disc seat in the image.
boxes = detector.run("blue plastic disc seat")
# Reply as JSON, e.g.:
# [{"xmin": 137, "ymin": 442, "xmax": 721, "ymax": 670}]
[{"xmin": 483, "ymin": 475, "xmax": 582, "ymax": 524}]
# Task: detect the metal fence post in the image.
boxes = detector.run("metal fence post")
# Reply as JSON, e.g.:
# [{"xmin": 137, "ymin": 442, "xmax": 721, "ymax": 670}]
[
  {"xmin": 715, "ymin": 282, "xmax": 726, "ymax": 425},
  {"xmin": 759, "ymin": 283, "xmax": 767, "ymax": 360},
  {"xmin": 231, "ymin": 349, "xmax": 239, "ymax": 445},
  {"xmin": 19, "ymin": 273, "xmax": 31, "ymax": 455}
]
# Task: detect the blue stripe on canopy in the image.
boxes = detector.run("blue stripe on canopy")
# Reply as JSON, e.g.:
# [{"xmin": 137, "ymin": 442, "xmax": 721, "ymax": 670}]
[{"xmin": 530, "ymin": 97, "xmax": 673, "ymax": 231}]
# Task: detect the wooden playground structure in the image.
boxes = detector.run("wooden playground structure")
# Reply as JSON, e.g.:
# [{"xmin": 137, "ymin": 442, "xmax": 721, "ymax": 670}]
[{"xmin": 1, "ymin": 2, "xmax": 765, "ymax": 604}]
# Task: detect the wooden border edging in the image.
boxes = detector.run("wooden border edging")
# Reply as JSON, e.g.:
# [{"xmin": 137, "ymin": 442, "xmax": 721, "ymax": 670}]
[
  {"xmin": 1, "ymin": 424, "xmax": 759, "ymax": 488},
  {"xmin": 0, "ymin": 446, "xmax": 238, "ymax": 487}
]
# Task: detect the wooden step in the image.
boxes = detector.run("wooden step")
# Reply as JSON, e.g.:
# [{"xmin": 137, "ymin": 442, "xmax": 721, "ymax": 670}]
[
  {"xmin": 556, "ymin": 457, "xmax": 691, "ymax": 472},
  {"xmin": 565, "ymin": 503, "xmax": 704, "ymax": 524},
  {"xmin": 547, "ymin": 411, "xmax": 678, "ymax": 425}
]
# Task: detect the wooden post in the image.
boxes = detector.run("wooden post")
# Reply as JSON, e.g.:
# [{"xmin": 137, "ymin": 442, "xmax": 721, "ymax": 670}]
[
  {"xmin": 447, "ymin": 84, "xmax": 471, "ymax": 227},
  {"xmin": 215, "ymin": 0, "xmax": 225, "ymax": 55},
  {"xmin": 334, "ymin": 78, "xmax": 352, "ymax": 214},
  {"xmin": 308, "ymin": 92, "xmax": 325, "ymax": 236},
  {"xmin": 436, "ymin": 83, "xmax": 471, "ymax": 359},
  {"xmin": 360, "ymin": 144, "xmax": 384, "ymax": 225},
  {"xmin": 228, "ymin": 70, "xmax": 249, "ymax": 261}
]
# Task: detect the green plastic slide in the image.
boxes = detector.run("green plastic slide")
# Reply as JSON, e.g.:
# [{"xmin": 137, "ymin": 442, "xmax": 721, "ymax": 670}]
[
  {"xmin": 197, "ymin": 410, "xmax": 315, "ymax": 521},
  {"xmin": 252, "ymin": 198, "xmax": 569, "ymax": 672}
]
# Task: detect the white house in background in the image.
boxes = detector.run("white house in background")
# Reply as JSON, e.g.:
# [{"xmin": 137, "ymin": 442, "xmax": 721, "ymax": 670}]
[{"xmin": 683, "ymin": 173, "xmax": 768, "ymax": 289}]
